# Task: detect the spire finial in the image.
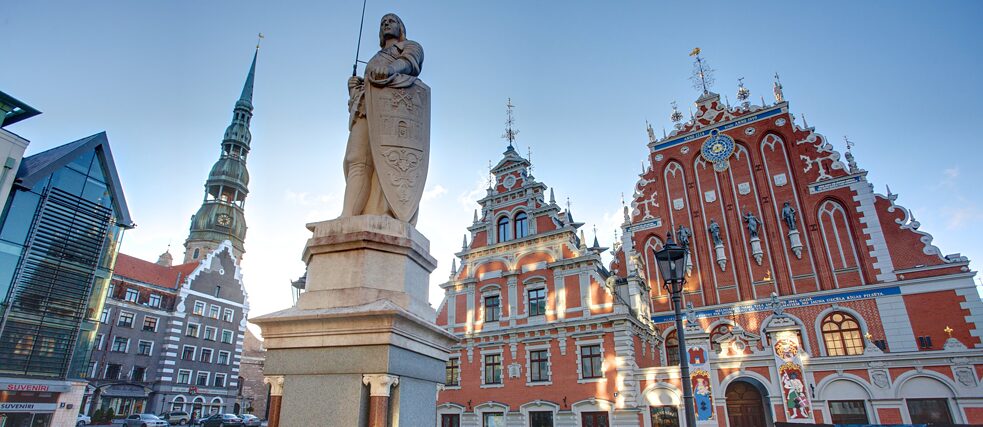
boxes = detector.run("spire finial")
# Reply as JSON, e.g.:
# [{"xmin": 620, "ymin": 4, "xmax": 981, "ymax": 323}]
[
  {"xmin": 670, "ymin": 101, "xmax": 683, "ymax": 124},
  {"xmin": 773, "ymin": 72, "xmax": 785, "ymax": 102},
  {"xmin": 689, "ymin": 47, "xmax": 714, "ymax": 94},
  {"xmin": 549, "ymin": 187, "xmax": 556, "ymax": 205},
  {"xmin": 736, "ymin": 77, "xmax": 750, "ymax": 108},
  {"xmin": 256, "ymin": 32, "xmax": 264, "ymax": 50},
  {"xmin": 502, "ymin": 98, "xmax": 519, "ymax": 149},
  {"xmin": 487, "ymin": 160, "xmax": 493, "ymax": 189}
]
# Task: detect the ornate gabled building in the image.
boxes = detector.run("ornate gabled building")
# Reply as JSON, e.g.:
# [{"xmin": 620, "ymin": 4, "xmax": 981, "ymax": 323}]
[
  {"xmin": 83, "ymin": 48, "xmax": 259, "ymax": 420},
  {"xmin": 435, "ymin": 119, "xmax": 661, "ymax": 426},
  {"xmin": 607, "ymin": 69, "xmax": 983, "ymax": 426},
  {"xmin": 184, "ymin": 50, "xmax": 256, "ymax": 263}
]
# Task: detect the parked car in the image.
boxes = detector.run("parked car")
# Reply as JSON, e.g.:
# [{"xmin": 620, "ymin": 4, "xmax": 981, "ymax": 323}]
[
  {"xmin": 124, "ymin": 414, "xmax": 168, "ymax": 427},
  {"xmin": 199, "ymin": 414, "xmax": 243, "ymax": 427},
  {"xmin": 158, "ymin": 411, "xmax": 190, "ymax": 425},
  {"xmin": 237, "ymin": 414, "xmax": 260, "ymax": 427},
  {"xmin": 77, "ymin": 413, "xmax": 91, "ymax": 426}
]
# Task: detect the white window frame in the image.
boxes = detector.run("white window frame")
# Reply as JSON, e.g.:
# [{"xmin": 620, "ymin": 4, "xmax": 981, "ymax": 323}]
[
  {"xmin": 213, "ymin": 373, "xmax": 227, "ymax": 388},
  {"xmin": 177, "ymin": 369, "xmax": 192, "ymax": 384},
  {"xmin": 88, "ymin": 361, "xmax": 99, "ymax": 378},
  {"xmin": 525, "ymin": 343, "xmax": 552, "ymax": 386},
  {"xmin": 217, "ymin": 350, "xmax": 231, "ymax": 365},
  {"xmin": 195, "ymin": 371, "xmax": 210, "ymax": 387},
  {"xmin": 444, "ymin": 356, "xmax": 461, "ymax": 390},
  {"xmin": 124, "ymin": 288, "xmax": 139, "ymax": 303},
  {"xmin": 222, "ymin": 308, "xmax": 234, "ymax": 322},
  {"xmin": 130, "ymin": 365, "xmax": 146, "ymax": 382},
  {"xmin": 575, "ymin": 338, "xmax": 606, "ymax": 383},
  {"xmin": 186, "ymin": 322, "xmax": 200, "ymax": 338},
  {"xmin": 181, "ymin": 345, "xmax": 197, "ymax": 361},
  {"xmin": 200, "ymin": 347, "xmax": 214, "ymax": 363},
  {"xmin": 100, "ymin": 307, "xmax": 111, "ymax": 323},
  {"xmin": 221, "ymin": 329, "xmax": 234, "ymax": 344},
  {"xmin": 525, "ymin": 284, "xmax": 548, "ymax": 318},
  {"xmin": 111, "ymin": 336, "xmax": 130, "ymax": 353},
  {"xmin": 137, "ymin": 340, "xmax": 154, "ymax": 356},
  {"xmin": 143, "ymin": 315, "xmax": 159, "ymax": 332},
  {"xmin": 479, "ymin": 349, "xmax": 505, "ymax": 389},
  {"xmin": 148, "ymin": 294, "xmax": 161, "ymax": 308},
  {"xmin": 208, "ymin": 304, "xmax": 221, "ymax": 319},
  {"xmin": 203, "ymin": 326, "xmax": 217, "ymax": 341},
  {"xmin": 193, "ymin": 301, "xmax": 206, "ymax": 316},
  {"xmin": 95, "ymin": 334, "xmax": 105, "ymax": 351},
  {"xmin": 117, "ymin": 310, "xmax": 135, "ymax": 328}
]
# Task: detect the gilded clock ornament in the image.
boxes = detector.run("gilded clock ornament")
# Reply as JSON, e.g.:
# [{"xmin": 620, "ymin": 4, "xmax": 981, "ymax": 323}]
[
  {"xmin": 217, "ymin": 213, "xmax": 232, "ymax": 227},
  {"xmin": 701, "ymin": 130, "xmax": 735, "ymax": 171}
]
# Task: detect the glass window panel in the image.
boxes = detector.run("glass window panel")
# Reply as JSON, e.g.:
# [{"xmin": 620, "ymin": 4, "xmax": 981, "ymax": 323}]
[
  {"xmin": 67, "ymin": 150, "xmax": 94, "ymax": 174},
  {"xmin": 50, "ymin": 167, "xmax": 86, "ymax": 197},
  {"xmin": 0, "ymin": 191, "xmax": 40, "ymax": 245},
  {"xmin": 907, "ymin": 399, "xmax": 953, "ymax": 424},
  {"xmin": 829, "ymin": 400, "xmax": 869, "ymax": 424},
  {"xmin": 82, "ymin": 177, "xmax": 111, "ymax": 208}
]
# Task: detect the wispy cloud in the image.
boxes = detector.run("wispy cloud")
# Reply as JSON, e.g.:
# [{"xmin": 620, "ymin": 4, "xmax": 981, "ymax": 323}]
[{"xmin": 422, "ymin": 184, "xmax": 447, "ymax": 201}]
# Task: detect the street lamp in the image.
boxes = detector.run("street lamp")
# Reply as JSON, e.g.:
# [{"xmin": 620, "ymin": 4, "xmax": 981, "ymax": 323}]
[{"xmin": 653, "ymin": 232, "xmax": 697, "ymax": 427}]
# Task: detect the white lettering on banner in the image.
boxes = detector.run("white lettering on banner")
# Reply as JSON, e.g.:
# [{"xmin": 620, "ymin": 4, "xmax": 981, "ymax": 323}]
[
  {"xmin": 0, "ymin": 402, "xmax": 58, "ymax": 412},
  {"xmin": 0, "ymin": 382, "xmax": 70, "ymax": 393}
]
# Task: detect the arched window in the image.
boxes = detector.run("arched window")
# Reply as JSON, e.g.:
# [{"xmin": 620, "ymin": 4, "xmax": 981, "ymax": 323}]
[
  {"xmin": 664, "ymin": 330, "xmax": 680, "ymax": 365},
  {"xmin": 497, "ymin": 217, "xmax": 510, "ymax": 243},
  {"xmin": 822, "ymin": 312, "xmax": 864, "ymax": 356},
  {"xmin": 514, "ymin": 212, "xmax": 528, "ymax": 239},
  {"xmin": 171, "ymin": 396, "xmax": 185, "ymax": 412}
]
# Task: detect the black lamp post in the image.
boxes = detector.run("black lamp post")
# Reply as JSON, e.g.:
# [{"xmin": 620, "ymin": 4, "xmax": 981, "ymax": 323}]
[{"xmin": 653, "ymin": 232, "xmax": 697, "ymax": 427}]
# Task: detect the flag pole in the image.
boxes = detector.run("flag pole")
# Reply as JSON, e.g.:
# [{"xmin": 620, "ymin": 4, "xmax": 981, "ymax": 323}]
[{"xmin": 352, "ymin": 0, "xmax": 368, "ymax": 76}]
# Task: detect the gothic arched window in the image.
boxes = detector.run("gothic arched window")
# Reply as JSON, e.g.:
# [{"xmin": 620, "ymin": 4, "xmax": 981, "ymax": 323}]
[
  {"xmin": 497, "ymin": 217, "xmax": 510, "ymax": 243},
  {"xmin": 514, "ymin": 212, "xmax": 528, "ymax": 239},
  {"xmin": 664, "ymin": 330, "xmax": 680, "ymax": 366},
  {"xmin": 822, "ymin": 312, "xmax": 864, "ymax": 356}
]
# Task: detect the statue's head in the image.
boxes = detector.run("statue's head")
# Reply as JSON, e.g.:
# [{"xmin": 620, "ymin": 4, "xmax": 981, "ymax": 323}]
[{"xmin": 379, "ymin": 13, "xmax": 406, "ymax": 47}]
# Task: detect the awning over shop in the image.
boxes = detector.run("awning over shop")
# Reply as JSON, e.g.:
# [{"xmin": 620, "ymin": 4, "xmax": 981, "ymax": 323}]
[{"xmin": 99, "ymin": 384, "xmax": 150, "ymax": 398}]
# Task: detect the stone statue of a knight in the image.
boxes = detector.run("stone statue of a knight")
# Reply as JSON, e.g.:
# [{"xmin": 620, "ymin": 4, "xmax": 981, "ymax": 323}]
[{"xmin": 342, "ymin": 13, "xmax": 430, "ymax": 224}]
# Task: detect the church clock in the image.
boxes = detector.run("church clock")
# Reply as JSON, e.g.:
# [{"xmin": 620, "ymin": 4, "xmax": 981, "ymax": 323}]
[{"xmin": 216, "ymin": 213, "xmax": 232, "ymax": 227}]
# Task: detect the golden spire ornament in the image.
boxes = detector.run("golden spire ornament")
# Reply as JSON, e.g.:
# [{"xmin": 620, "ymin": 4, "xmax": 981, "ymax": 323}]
[{"xmin": 944, "ymin": 326, "xmax": 954, "ymax": 338}]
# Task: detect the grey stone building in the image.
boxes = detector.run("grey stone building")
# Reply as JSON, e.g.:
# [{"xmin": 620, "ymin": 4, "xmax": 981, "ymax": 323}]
[{"xmin": 83, "ymin": 47, "xmax": 257, "ymax": 419}]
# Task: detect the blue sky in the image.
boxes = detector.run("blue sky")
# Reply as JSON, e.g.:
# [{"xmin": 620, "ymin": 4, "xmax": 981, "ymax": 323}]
[{"xmin": 2, "ymin": 1, "xmax": 981, "ymax": 320}]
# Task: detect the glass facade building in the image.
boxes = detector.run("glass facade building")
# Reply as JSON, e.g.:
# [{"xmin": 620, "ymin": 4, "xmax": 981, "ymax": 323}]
[{"xmin": 0, "ymin": 131, "xmax": 132, "ymax": 427}]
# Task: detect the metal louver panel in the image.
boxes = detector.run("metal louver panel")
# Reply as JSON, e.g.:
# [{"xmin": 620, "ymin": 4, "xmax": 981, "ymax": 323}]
[{"xmin": 0, "ymin": 187, "xmax": 112, "ymax": 377}]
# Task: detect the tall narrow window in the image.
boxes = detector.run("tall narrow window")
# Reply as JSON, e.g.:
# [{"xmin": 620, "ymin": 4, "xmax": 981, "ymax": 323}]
[
  {"xmin": 821, "ymin": 312, "xmax": 864, "ymax": 356},
  {"xmin": 497, "ymin": 217, "xmax": 510, "ymax": 243},
  {"xmin": 445, "ymin": 357, "xmax": 460, "ymax": 386},
  {"xmin": 514, "ymin": 212, "xmax": 528, "ymax": 239},
  {"xmin": 484, "ymin": 354, "xmax": 502, "ymax": 385},
  {"xmin": 580, "ymin": 344, "xmax": 603, "ymax": 379},
  {"xmin": 529, "ymin": 349, "xmax": 550, "ymax": 382},
  {"xmin": 665, "ymin": 331, "xmax": 680, "ymax": 365},
  {"xmin": 528, "ymin": 288, "xmax": 546, "ymax": 316},
  {"xmin": 484, "ymin": 295, "xmax": 500, "ymax": 322}
]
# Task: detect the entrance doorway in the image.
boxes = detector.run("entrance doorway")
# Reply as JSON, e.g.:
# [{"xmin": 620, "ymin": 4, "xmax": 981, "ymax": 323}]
[{"xmin": 726, "ymin": 381, "xmax": 768, "ymax": 427}]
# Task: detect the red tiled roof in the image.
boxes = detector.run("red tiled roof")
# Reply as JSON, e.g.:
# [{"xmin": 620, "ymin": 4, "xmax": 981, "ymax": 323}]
[{"xmin": 113, "ymin": 253, "xmax": 199, "ymax": 289}]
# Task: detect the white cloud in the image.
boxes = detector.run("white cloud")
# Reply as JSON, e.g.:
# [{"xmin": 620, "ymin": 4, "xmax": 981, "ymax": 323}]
[{"xmin": 422, "ymin": 184, "xmax": 447, "ymax": 201}]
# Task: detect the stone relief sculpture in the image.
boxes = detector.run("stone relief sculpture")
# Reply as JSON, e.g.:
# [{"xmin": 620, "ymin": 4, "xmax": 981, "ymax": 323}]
[{"xmin": 342, "ymin": 13, "xmax": 430, "ymax": 224}]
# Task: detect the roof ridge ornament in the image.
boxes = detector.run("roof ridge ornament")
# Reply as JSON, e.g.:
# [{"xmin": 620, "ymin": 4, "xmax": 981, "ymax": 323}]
[
  {"xmin": 689, "ymin": 47, "xmax": 714, "ymax": 95},
  {"xmin": 502, "ymin": 98, "xmax": 519, "ymax": 149},
  {"xmin": 736, "ymin": 77, "xmax": 750, "ymax": 108}
]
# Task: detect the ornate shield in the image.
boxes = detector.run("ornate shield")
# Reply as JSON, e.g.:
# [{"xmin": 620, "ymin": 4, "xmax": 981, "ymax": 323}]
[{"xmin": 365, "ymin": 80, "xmax": 431, "ymax": 222}]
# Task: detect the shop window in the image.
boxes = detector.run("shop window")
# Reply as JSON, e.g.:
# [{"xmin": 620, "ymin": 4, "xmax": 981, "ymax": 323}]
[
  {"xmin": 829, "ymin": 400, "xmax": 869, "ymax": 424},
  {"xmin": 483, "ymin": 412, "xmax": 504, "ymax": 427},
  {"xmin": 529, "ymin": 411, "xmax": 553, "ymax": 427},
  {"xmin": 907, "ymin": 399, "xmax": 953, "ymax": 424},
  {"xmin": 440, "ymin": 414, "xmax": 460, "ymax": 427},
  {"xmin": 581, "ymin": 412, "xmax": 609, "ymax": 427},
  {"xmin": 650, "ymin": 406, "xmax": 679, "ymax": 427},
  {"xmin": 821, "ymin": 312, "xmax": 864, "ymax": 356}
]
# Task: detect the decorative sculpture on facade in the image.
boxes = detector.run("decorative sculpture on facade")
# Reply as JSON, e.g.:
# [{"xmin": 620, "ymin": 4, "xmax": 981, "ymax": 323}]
[
  {"xmin": 708, "ymin": 219, "xmax": 727, "ymax": 270},
  {"xmin": 744, "ymin": 211, "xmax": 764, "ymax": 265},
  {"xmin": 341, "ymin": 13, "xmax": 430, "ymax": 224},
  {"xmin": 781, "ymin": 201, "xmax": 804, "ymax": 259}
]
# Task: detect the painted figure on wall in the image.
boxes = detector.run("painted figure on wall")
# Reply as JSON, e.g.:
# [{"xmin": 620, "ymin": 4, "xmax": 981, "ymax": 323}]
[
  {"xmin": 773, "ymin": 333, "xmax": 812, "ymax": 420},
  {"xmin": 692, "ymin": 370, "xmax": 714, "ymax": 421}
]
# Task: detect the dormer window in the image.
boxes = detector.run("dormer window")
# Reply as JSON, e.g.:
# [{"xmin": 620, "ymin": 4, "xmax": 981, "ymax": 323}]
[
  {"xmin": 514, "ymin": 212, "xmax": 528, "ymax": 239},
  {"xmin": 497, "ymin": 217, "xmax": 510, "ymax": 243}
]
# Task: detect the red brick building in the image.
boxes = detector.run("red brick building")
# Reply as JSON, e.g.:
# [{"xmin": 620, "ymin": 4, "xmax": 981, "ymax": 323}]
[{"xmin": 436, "ymin": 78, "xmax": 983, "ymax": 427}]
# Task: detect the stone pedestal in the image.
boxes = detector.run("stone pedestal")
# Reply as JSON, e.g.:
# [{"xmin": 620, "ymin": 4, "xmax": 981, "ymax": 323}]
[
  {"xmin": 749, "ymin": 236, "xmax": 764, "ymax": 265},
  {"xmin": 787, "ymin": 230, "xmax": 803, "ymax": 259},
  {"xmin": 253, "ymin": 215, "xmax": 457, "ymax": 427},
  {"xmin": 713, "ymin": 243, "xmax": 727, "ymax": 271}
]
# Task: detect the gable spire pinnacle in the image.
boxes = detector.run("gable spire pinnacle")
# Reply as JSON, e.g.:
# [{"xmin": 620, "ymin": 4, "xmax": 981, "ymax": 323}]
[
  {"xmin": 239, "ymin": 48, "xmax": 258, "ymax": 107},
  {"xmin": 502, "ymin": 98, "xmax": 518, "ymax": 150}
]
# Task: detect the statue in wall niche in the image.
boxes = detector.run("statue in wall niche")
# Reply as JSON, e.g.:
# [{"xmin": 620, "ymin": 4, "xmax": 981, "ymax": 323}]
[
  {"xmin": 708, "ymin": 220, "xmax": 722, "ymax": 245},
  {"xmin": 743, "ymin": 211, "xmax": 761, "ymax": 238},
  {"xmin": 341, "ymin": 13, "xmax": 430, "ymax": 225},
  {"xmin": 676, "ymin": 224, "xmax": 692, "ymax": 247},
  {"xmin": 781, "ymin": 202, "xmax": 798, "ymax": 231}
]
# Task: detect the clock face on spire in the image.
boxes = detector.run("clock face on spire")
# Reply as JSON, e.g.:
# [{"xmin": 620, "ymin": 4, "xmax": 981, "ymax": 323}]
[{"xmin": 216, "ymin": 213, "xmax": 232, "ymax": 227}]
